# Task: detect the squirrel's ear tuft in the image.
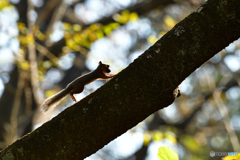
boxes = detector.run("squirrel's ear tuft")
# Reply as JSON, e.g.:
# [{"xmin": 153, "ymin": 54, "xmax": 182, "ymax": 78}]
[{"xmin": 99, "ymin": 61, "xmax": 102, "ymax": 64}]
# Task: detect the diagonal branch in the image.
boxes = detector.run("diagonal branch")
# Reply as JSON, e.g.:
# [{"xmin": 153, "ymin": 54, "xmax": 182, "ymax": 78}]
[{"xmin": 0, "ymin": 0, "xmax": 240, "ymax": 159}]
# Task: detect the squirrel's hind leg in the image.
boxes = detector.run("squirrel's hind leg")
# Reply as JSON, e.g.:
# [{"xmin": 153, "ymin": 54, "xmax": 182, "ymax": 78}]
[
  {"xmin": 69, "ymin": 86, "xmax": 84, "ymax": 102},
  {"xmin": 70, "ymin": 92, "xmax": 77, "ymax": 102}
]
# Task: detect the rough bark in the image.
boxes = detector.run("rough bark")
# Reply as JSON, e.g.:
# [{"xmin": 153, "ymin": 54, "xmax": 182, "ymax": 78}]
[{"xmin": 1, "ymin": 0, "xmax": 240, "ymax": 159}]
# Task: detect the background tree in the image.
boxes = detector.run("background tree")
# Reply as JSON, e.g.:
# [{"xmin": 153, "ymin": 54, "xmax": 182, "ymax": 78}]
[{"xmin": 0, "ymin": 0, "xmax": 240, "ymax": 159}]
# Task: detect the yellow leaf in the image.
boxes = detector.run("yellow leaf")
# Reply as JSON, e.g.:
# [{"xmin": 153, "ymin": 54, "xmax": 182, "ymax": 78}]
[
  {"xmin": 73, "ymin": 24, "xmax": 82, "ymax": 32},
  {"xmin": 113, "ymin": 10, "xmax": 130, "ymax": 24},
  {"xmin": 18, "ymin": 36, "xmax": 26, "ymax": 45},
  {"xmin": 143, "ymin": 132, "xmax": 151, "ymax": 146},
  {"xmin": 80, "ymin": 41, "xmax": 91, "ymax": 49},
  {"xmin": 165, "ymin": 132, "xmax": 177, "ymax": 144},
  {"xmin": 35, "ymin": 31, "xmax": 45, "ymax": 41},
  {"xmin": 152, "ymin": 131, "xmax": 163, "ymax": 141},
  {"xmin": 157, "ymin": 146, "xmax": 179, "ymax": 160},
  {"xmin": 113, "ymin": 13, "xmax": 121, "ymax": 22},
  {"xmin": 66, "ymin": 39, "xmax": 75, "ymax": 49},
  {"xmin": 63, "ymin": 22, "xmax": 72, "ymax": 32},
  {"xmin": 73, "ymin": 44, "xmax": 81, "ymax": 51},
  {"xmin": 0, "ymin": 0, "xmax": 9, "ymax": 10},
  {"xmin": 222, "ymin": 156, "xmax": 238, "ymax": 160},
  {"xmin": 129, "ymin": 12, "xmax": 138, "ymax": 21},
  {"xmin": 159, "ymin": 31, "xmax": 166, "ymax": 36},
  {"xmin": 90, "ymin": 23, "xmax": 102, "ymax": 31},
  {"xmin": 181, "ymin": 135, "xmax": 200, "ymax": 152},
  {"xmin": 26, "ymin": 34, "xmax": 34, "ymax": 44},
  {"xmin": 147, "ymin": 35, "xmax": 158, "ymax": 44},
  {"xmin": 95, "ymin": 30, "xmax": 104, "ymax": 39},
  {"xmin": 109, "ymin": 22, "xmax": 120, "ymax": 30},
  {"xmin": 88, "ymin": 32, "xmax": 98, "ymax": 42},
  {"xmin": 64, "ymin": 33, "xmax": 72, "ymax": 39},
  {"xmin": 103, "ymin": 25, "xmax": 113, "ymax": 35},
  {"xmin": 19, "ymin": 61, "xmax": 30, "ymax": 71},
  {"xmin": 38, "ymin": 71, "xmax": 45, "ymax": 81},
  {"xmin": 73, "ymin": 34, "xmax": 82, "ymax": 43},
  {"xmin": 45, "ymin": 90, "xmax": 57, "ymax": 98},
  {"xmin": 18, "ymin": 23, "xmax": 26, "ymax": 30},
  {"xmin": 164, "ymin": 16, "xmax": 176, "ymax": 28},
  {"xmin": 223, "ymin": 153, "xmax": 240, "ymax": 160},
  {"xmin": 42, "ymin": 61, "xmax": 52, "ymax": 69},
  {"xmin": 18, "ymin": 23, "xmax": 28, "ymax": 34},
  {"xmin": 122, "ymin": 10, "xmax": 130, "ymax": 17}
]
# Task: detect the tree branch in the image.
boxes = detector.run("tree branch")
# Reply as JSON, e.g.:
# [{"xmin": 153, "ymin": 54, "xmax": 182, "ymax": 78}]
[
  {"xmin": 1, "ymin": 0, "xmax": 240, "ymax": 159},
  {"xmin": 213, "ymin": 90, "xmax": 240, "ymax": 151},
  {"xmin": 27, "ymin": 0, "xmax": 41, "ymax": 105}
]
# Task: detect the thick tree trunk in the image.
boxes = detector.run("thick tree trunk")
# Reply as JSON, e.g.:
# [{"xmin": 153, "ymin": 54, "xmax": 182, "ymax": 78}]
[{"xmin": 1, "ymin": 0, "xmax": 240, "ymax": 159}]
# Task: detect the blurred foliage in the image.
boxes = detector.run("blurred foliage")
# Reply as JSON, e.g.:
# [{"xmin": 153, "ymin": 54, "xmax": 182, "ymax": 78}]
[
  {"xmin": 157, "ymin": 146, "xmax": 179, "ymax": 160},
  {"xmin": 164, "ymin": 16, "xmax": 176, "ymax": 29},
  {"xmin": 147, "ymin": 35, "xmax": 158, "ymax": 44},
  {"xmin": 63, "ymin": 10, "xmax": 138, "ymax": 52},
  {"xmin": 143, "ymin": 130, "xmax": 177, "ymax": 146},
  {"xmin": 15, "ymin": 9, "xmax": 138, "ymax": 74},
  {"xmin": 64, "ymin": 22, "xmax": 120, "ymax": 50},
  {"xmin": 0, "ymin": 0, "xmax": 12, "ymax": 10},
  {"xmin": 113, "ymin": 10, "xmax": 138, "ymax": 24},
  {"xmin": 223, "ymin": 154, "xmax": 240, "ymax": 160}
]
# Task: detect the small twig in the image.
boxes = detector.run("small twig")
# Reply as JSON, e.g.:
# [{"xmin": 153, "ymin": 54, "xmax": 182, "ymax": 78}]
[
  {"xmin": 35, "ymin": 42, "xmax": 59, "ymax": 64},
  {"xmin": 213, "ymin": 91, "xmax": 240, "ymax": 152},
  {"xmin": 198, "ymin": 0, "xmax": 203, "ymax": 5},
  {"xmin": 8, "ymin": 69, "xmax": 27, "ymax": 143},
  {"xmin": 24, "ymin": 84, "xmax": 32, "ymax": 116},
  {"xmin": 45, "ymin": 0, "xmax": 67, "ymax": 44},
  {"xmin": 203, "ymin": 67, "xmax": 240, "ymax": 152},
  {"xmin": 27, "ymin": 0, "xmax": 41, "ymax": 105},
  {"xmin": 37, "ymin": 0, "xmax": 67, "ymax": 64}
]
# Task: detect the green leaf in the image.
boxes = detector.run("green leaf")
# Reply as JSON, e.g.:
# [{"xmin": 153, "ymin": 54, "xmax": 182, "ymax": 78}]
[
  {"xmin": 157, "ymin": 146, "xmax": 179, "ymax": 160},
  {"xmin": 0, "ymin": 0, "xmax": 9, "ymax": 10}
]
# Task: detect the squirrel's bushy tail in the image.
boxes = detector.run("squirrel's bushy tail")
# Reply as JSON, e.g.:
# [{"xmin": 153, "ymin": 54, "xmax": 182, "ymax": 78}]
[{"xmin": 40, "ymin": 87, "xmax": 71, "ymax": 113}]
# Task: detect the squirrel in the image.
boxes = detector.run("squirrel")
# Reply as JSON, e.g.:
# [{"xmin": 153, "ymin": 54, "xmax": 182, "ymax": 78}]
[{"xmin": 40, "ymin": 61, "xmax": 115, "ymax": 113}]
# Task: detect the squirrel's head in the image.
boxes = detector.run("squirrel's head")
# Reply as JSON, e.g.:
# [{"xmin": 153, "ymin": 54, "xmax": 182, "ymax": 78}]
[{"xmin": 98, "ymin": 61, "xmax": 111, "ymax": 73}]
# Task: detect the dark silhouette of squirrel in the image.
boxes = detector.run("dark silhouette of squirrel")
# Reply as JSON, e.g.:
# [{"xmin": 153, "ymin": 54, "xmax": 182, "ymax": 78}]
[{"xmin": 40, "ymin": 61, "xmax": 115, "ymax": 113}]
